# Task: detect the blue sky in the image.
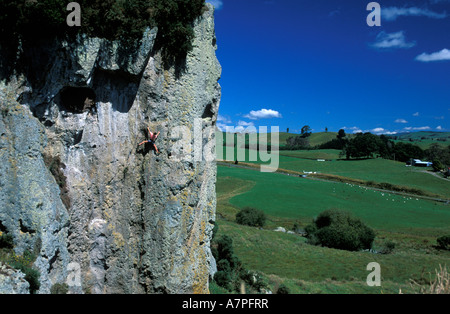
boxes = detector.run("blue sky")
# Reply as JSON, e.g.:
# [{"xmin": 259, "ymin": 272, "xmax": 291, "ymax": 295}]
[{"xmin": 206, "ymin": 0, "xmax": 450, "ymax": 134}]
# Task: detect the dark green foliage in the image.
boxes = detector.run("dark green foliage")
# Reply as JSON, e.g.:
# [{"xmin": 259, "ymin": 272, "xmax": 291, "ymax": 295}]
[
  {"xmin": 305, "ymin": 209, "xmax": 375, "ymax": 252},
  {"xmin": 0, "ymin": 233, "xmax": 14, "ymax": 249},
  {"xmin": 437, "ymin": 235, "xmax": 450, "ymax": 251},
  {"xmin": 345, "ymin": 132, "xmax": 383, "ymax": 159},
  {"xmin": 0, "ymin": 0, "xmax": 206, "ymax": 64},
  {"xmin": 7, "ymin": 250, "xmax": 40, "ymax": 294},
  {"xmin": 379, "ymin": 240, "xmax": 396, "ymax": 254},
  {"xmin": 426, "ymin": 143, "xmax": 450, "ymax": 169},
  {"xmin": 152, "ymin": 0, "xmax": 206, "ymax": 61},
  {"xmin": 213, "ymin": 270, "xmax": 232, "ymax": 291},
  {"xmin": 236, "ymin": 207, "xmax": 266, "ymax": 228},
  {"xmin": 284, "ymin": 135, "xmax": 310, "ymax": 150},
  {"xmin": 213, "ymin": 235, "xmax": 242, "ymax": 292},
  {"xmin": 301, "ymin": 125, "xmax": 312, "ymax": 138},
  {"xmin": 337, "ymin": 129, "xmax": 346, "ymax": 139},
  {"xmin": 392, "ymin": 142, "xmax": 425, "ymax": 163},
  {"xmin": 276, "ymin": 284, "xmax": 290, "ymax": 294},
  {"xmin": 338, "ymin": 132, "xmax": 426, "ymax": 162},
  {"xmin": 50, "ymin": 283, "xmax": 69, "ymax": 294},
  {"xmin": 212, "ymin": 231, "xmax": 269, "ymax": 293},
  {"xmin": 318, "ymin": 138, "xmax": 346, "ymax": 150}
]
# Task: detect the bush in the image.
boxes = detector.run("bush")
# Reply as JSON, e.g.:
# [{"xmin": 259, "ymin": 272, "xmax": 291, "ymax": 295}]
[
  {"xmin": 0, "ymin": 233, "xmax": 14, "ymax": 249},
  {"xmin": 236, "ymin": 207, "xmax": 266, "ymax": 228},
  {"xmin": 213, "ymin": 271, "xmax": 232, "ymax": 291},
  {"xmin": 305, "ymin": 209, "xmax": 375, "ymax": 251},
  {"xmin": 437, "ymin": 235, "xmax": 450, "ymax": 251},
  {"xmin": 0, "ymin": 0, "xmax": 206, "ymax": 62},
  {"xmin": 51, "ymin": 283, "xmax": 69, "ymax": 294},
  {"xmin": 276, "ymin": 284, "xmax": 290, "ymax": 294},
  {"xmin": 8, "ymin": 250, "xmax": 40, "ymax": 294},
  {"xmin": 379, "ymin": 240, "xmax": 396, "ymax": 254}
]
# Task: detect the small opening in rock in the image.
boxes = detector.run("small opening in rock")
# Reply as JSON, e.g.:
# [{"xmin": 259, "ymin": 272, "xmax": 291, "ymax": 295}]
[
  {"xmin": 0, "ymin": 220, "xmax": 7, "ymax": 233},
  {"xmin": 59, "ymin": 87, "xmax": 96, "ymax": 114},
  {"xmin": 19, "ymin": 219, "xmax": 36, "ymax": 235},
  {"xmin": 202, "ymin": 103, "xmax": 214, "ymax": 119}
]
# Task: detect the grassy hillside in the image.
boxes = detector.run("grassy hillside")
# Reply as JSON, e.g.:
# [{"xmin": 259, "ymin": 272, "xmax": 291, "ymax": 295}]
[
  {"xmin": 393, "ymin": 131, "xmax": 450, "ymax": 150},
  {"xmin": 217, "ymin": 131, "xmax": 339, "ymax": 148},
  {"xmin": 396, "ymin": 131, "xmax": 450, "ymax": 141},
  {"xmin": 214, "ymin": 165, "xmax": 450, "ymax": 294}
]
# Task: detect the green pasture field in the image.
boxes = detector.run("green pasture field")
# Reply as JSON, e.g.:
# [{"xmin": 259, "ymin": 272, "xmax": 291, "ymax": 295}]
[
  {"xmin": 218, "ymin": 143, "xmax": 449, "ymax": 199},
  {"xmin": 218, "ymin": 166, "xmax": 450, "ymax": 234},
  {"xmin": 214, "ymin": 165, "xmax": 450, "ymax": 294}
]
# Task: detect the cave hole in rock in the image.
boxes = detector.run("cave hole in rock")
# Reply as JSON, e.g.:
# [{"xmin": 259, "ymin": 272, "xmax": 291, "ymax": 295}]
[
  {"xmin": 202, "ymin": 103, "xmax": 214, "ymax": 120},
  {"xmin": 59, "ymin": 87, "xmax": 96, "ymax": 114}
]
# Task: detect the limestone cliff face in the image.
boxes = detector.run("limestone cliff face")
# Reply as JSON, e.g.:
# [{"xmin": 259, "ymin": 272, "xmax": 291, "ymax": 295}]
[{"xmin": 0, "ymin": 4, "xmax": 220, "ymax": 294}]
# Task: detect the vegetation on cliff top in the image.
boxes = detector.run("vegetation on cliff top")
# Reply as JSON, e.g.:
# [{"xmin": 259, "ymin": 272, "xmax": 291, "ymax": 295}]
[{"xmin": 0, "ymin": 0, "xmax": 206, "ymax": 60}]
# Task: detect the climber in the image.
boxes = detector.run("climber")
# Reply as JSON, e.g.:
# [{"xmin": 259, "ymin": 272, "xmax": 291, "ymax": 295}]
[{"xmin": 139, "ymin": 127, "xmax": 160, "ymax": 154}]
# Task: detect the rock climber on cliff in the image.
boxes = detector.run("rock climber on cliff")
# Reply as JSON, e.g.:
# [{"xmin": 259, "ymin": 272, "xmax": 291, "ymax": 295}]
[{"xmin": 139, "ymin": 127, "xmax": 160, "ymax": 154}]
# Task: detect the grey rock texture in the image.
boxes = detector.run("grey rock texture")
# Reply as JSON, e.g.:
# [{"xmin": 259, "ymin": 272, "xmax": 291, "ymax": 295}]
[
  {"xmin": 0, "ymin": 263, "xmax": 30, "ymax": 294},
  {"xmin": 0, "ymin": 4, "xmax": 220, "ymax": 294}
]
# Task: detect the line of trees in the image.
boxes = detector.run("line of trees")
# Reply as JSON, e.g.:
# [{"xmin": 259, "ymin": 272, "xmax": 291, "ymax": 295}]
[
  {"xmin": 283, "ymin": 127, "xmax": 450, "ymax": 170},
  {"xmin": 320, "ymin": 130, "xmax": 450, "ymax": 170}
]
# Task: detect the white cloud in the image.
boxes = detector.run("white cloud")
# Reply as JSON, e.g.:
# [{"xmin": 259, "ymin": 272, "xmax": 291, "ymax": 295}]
[
  {"xmin": 206, "ymin": 0, "xmax": 223, "ymax": 10},
  {"xmin": 395, "ymin": 119, "xmax": 408, "ymax": 124},
  {"xmin": 382, "ymin": 7, "xmax": 447, "ymax": 21},
  {"xmin": 416, "ymin": 48, "xmax": 450, "ymax": 62},
  {"xmin": 342, "ymin": 126, "xmax": 397, "ymax": 135},
  {"xmin": 371, "ymin": 31, "xmax": 416, "ymax": 49},
  {"xmin": 216, "ymin": 123, "xmax": 227, "ymax": 132},
  {"xmin": 437, "ymin": 126, "xmax": 443, "ymax": 130},
  {"xmin": 217, "ymin": 114, "xmax": 231, "ymax": 124},
  {"xmin": 370, "ymin": 128, "xmax": 398, "ymax": 135},
  {"xmin": 404, "ymin": 126, "xmax": 431, "ymax": 131},
  {"xmin": 371, "ymin": 128, "xmax": 386, "ymax": 134},
  {"xmin": 237, "ymin": 120, "xmax": 255, "ymax": 127},
  {"xmin": 413, "ymin": 112, "xmax": 420, "ymax": 117},
  {"xmin": 244, "ymin": 109, "xmax": 282, "ymax": 120},
  {"xmin": 342, "ymin": 126, "xmax": 363, "ymax": 134},
  {"xmin": 217, "ymin": 120, "xmax": 257, "ymax": 133}
]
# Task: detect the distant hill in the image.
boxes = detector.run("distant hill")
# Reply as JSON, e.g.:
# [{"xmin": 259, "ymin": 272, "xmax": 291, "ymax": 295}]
[
  {"xmin": 394, "ymin": 131, "xmax": 450, "ymax": 141},
  {"xmin": 390, "ymin": 131, "xmax": 449, "ymax": 149}
]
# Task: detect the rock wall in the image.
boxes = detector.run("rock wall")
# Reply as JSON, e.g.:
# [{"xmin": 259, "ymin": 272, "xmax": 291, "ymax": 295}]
[{"xmin": 0, "ymin": 4, "xmax": 220, "ymax": 294}]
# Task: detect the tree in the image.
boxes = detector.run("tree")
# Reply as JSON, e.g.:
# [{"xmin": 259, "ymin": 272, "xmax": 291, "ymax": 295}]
[
  {"xmin": 285, "ymin": 136, "xmax": 310, "ymax": 150},
  {"xmin": 345, "ymin": 132, "xmax": 382, "ymax": 159},
  {"xmin": 301, "ymin": 125, "xmax": 312, "ymax": 138},
  {"xmin": 337, "ymin": 129, "xmax": 346, "ymax": 139},
  {"xmin": 305, "ymin": 209, "xmax": 375, "ymax": 251},
  {"xmin": 236, "ymin": 207, "xmax": 266, "ymax": 228},
  {"xmin": 0, "ymin": 0, "xmax": 205, "ymax": 61},
  {"xmin": 426, "ymin": 143, "xmax": 450, "ymax": 169},
  {"xmin": 393, "ymin": 142, "xmax": 425, "ymax": 163}
]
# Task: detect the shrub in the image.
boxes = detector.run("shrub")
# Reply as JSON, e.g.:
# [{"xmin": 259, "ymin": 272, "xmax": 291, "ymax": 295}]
[
  {"xmin": 305, "ymin": 209, "xmax": 375, "ymax": 251},
  {"xmin": 236, "ymin": 207, "xmax": 266, "ymax": 228},
  {"xmin": 437, "ymin": 235, "xmax": 450, "ymax": 251},
  {"xmin": 8, "ymin": 250, "xmax": 40, "ymax": 294},
  {"xmin": 213, "ymin": 271, "xmax": 232, "ymax": 291},
  {"xmin": 379, "ymin": 240, "xmax": 396, "ymax": 254},
  {"xmin": 50, "ymin": 283, "xmax": 69, "ymax": 294},
  {"xmin": 0, "ymin": 233, "xmax": 14, "ymax": 249},
  {"xmin": 0, "ymin": 0, "xmax": 206, "ymax": 63},
  {"xmin": 276, "ymin": 284, "xmax": 290, "ymax": 294}
]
